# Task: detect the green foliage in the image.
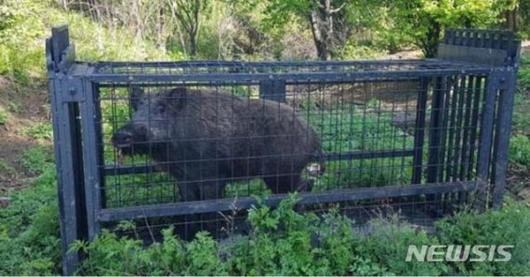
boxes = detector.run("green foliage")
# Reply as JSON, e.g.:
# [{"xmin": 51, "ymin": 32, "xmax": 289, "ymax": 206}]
[
  {"xmin": 23, "ymin": 122, "xmax": 53, "ymax": 141},
  {"xmin": 3, "ymin": 176, "xmax": 530, "ymax": 276},
  {"xmin": 0, "ymin": 0, "xmax": 169, "ymax": 84},
  {"xmin": 0, "ymin": 107, "xmax": 7, "ymax": 125},
  {"xmin": 513, "ymin": 55, "xmax": 530, "ymax": 135},
  {"xmin": 19, "ymin": 145, "xmax": 54, "ymax": 176},
  {"xmin": 518, "ymin": 55, "xmax": 530, "ymax": 93},
  {"xmin": 436, "ymin": 200, "xmax": 530, "ymax": 275},
  {"xmin": 509, "ymin": 135, "xmax": 530, "ymax": 166},
  {"xmin": 75, "ymin": 227, "xmax": 225, "ymax": 275},
  {"xmin": 0, "ymin": 159, "xmax": 16, "ymax": 182},
  {"xmin": 307, "ymin": 102, "xmax": 414, "ymax": 190},
  {"xmin": 0, "ymin": 162, "xmax": 59, "ymax": 275},
  {"xmin": 386, "ymin": 0, "xmax": 510, "ymax": 57},
  {"xmin": 359, "ymin": 217, "xmax": 448, "ymax": 275},
  {"xmin": 512, "ymin": 93, "xmax": 530, "ymax": 135}
]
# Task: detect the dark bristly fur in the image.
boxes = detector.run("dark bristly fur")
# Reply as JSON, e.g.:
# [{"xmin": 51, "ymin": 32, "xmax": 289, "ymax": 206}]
[{"xmin": 112, "ymin": 87, "xmax": 324, "ymax": 202}]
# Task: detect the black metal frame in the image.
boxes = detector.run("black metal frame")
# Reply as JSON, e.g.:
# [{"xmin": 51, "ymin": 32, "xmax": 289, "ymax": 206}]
[{"xmin": 46, "ymin": 26, "xmax": 520, "ymax": 275}]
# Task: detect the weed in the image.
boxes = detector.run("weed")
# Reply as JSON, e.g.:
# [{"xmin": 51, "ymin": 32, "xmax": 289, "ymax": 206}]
[
  {"xmin": 23, "ymin": 122, "xmax": 53, "ymax": 141},
  {"xmin": 509, "ymin": 135, "xmax": 530, "ymax": 167},
  {"xmin": 0, "ymin": 108, "xmax": 7, "ymax": 125},
  {"xmin": 436, "ymin": 200, "xmax": 530, "ymax": 275},
  {"xmin": 0, "ymin": 159, "xmax": 16, "ymax": 179},
  {"xmin": 19, "ymin": 146, "xmax": 54, "ymax": 176}
]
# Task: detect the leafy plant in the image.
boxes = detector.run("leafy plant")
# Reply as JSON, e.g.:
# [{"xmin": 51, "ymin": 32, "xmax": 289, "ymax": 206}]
[
  {"xmin": 19, "ymin": 146, "xmax": 54, "ymax": 176},
  {"xmin": 509, "ymin": 135, "xmax": 530, "ymax": 167},
  {"xmin": 436, "ymin": 200, "xmax": 530, "ymax": 275},
  {"xmin": 0, "ymin": 164, "xmax": 59, "ymax": 275},
  {"xmin": 358, "ymin": 216, "xmax": 449, "ymax": 275},
  {"xmin": 23, "ymin": 122, "xmax": 53, "ymax": 141},
  {"xmin": 0, "ymin": 107, "xmax": 7, "ymax": 125}
]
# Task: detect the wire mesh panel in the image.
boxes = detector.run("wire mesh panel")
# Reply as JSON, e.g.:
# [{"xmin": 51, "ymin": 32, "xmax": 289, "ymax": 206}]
[{"xmin": 88, "ymin": 70, "xmax": 492, "ymax": 240}]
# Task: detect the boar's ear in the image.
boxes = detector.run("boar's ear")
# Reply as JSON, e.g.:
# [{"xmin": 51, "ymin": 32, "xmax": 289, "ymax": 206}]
[
  {"xmin": 167, "ymin": 87, "xmax": 188, "ymax": 109},
  {"xmin": 129, "ymin": 86, "xmax": 144, "ymax": 110}
]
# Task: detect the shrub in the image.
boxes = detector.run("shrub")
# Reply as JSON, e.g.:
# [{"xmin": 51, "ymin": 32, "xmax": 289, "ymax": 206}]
[
  {"xmin": 518, "ymin": 55, "xmax": 530, "ymax": 92},
  {"xmin": 0, "ymin": 107, "xmax": 7, "ymax": 125},
  {"xmin": 19, "ymin": 145, "xmax": 54, "ymax": 176},
  {"xmin": 509, "ymin": 135, "xmax": 530, "ymax": 167},
  {"xmin": 23, "ymin": 122, "xmax": 53, "ymax": 142},
  {"xmin": 436, "ymin": 200, "xmax": 530, "ymax": 275},
  {"xmin": 0, "ymin": 0, "xmax": 170, "ymax": 85},
  {"xmin": 358, "ymin": 217, "xmax": 449, "ymax": 275},
  {"xmin": 0, "ymin": 164, "xmax": 60, "ymax": 275}
]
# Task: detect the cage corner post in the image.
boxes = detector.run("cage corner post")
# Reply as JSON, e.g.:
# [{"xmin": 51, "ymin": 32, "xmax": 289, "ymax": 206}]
[
  {"xmin": 46, "ymin": 25, "xmax": 88, "ymax": 275},
  {"xmin": 475, "ymin": 70, "xmax": 502, "ymax": 212},
  {"xmin": 491, "ymin": 52, "xmax": 520, "ymax": 210}
]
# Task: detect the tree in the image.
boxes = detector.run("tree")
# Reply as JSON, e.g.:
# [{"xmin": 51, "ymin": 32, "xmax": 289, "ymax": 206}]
[
  {"xmin": 388, "ymin": 0, "xmax": 513, "ymax": 57},
  {"xmin": 261, "ymin": 0, "xmax": 355, "ymax": 60},
  {"xmin": 169, "ymin": 0, "xmax": 210, "ymax": 57}
]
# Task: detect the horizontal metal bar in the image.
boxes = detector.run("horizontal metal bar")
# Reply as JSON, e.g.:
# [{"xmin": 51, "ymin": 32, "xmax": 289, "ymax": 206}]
[
  {"xmin": 93, "ymin": 58, "xmax": 454, "ymax": 69},
  {"xmin": 96, "ymin": 181, "xmax": 477, "ymax": 222},
  {"xmin": 95, "ymin": 77, "xmax": 423, "ymax": 88},
  {"xmin": 324, "ymin": 149, "xmax": 414, "ymax": 160},
  {"xmin": 103, "ymin": 149, "xmax": 415, "ymax": 176},
  {"xmin": 84, "ymin": 70, "xmax": 494, "ymax": 86}
]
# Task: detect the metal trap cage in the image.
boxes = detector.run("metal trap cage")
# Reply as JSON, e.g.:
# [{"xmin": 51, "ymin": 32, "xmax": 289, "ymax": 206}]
[{"xmin": 46, "ymin": 26, "xmax": 520, "ymax": 274}]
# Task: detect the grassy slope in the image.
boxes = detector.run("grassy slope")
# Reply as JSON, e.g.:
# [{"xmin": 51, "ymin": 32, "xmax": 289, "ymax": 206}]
[{"xmin": 0, "ymin": 0, "xmax": 170, "ymax": 194}]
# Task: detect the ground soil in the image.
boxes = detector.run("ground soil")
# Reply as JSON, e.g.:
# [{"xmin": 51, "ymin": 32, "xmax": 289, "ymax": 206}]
[{"xmin": 0, "ymin": 76, "xmax": 50, "ymax": 195}]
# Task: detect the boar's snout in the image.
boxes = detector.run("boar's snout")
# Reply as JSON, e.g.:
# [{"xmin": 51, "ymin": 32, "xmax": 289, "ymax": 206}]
[
  {"xmin": 112, "ymin": 129, "xmax": 134, "ymax": 147},
  {"xmin": 111, "ymin": 123, "xmax": 149, "ymax": 153}
]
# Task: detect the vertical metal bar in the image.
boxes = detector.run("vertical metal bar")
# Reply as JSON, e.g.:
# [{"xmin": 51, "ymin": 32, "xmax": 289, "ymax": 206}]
[
  {"xmin": 492, "ymin": 70, "xmax": 517, "ymax": 209},
  {"xmin": 93, "ymin": 83, "xmax": 106, "ymax": 208},
  {"xmin": 457, "ymin": 75, "xmax": 474, "ymax": 204},
  {"xmin": 459, "ymin": 75, "xmax": 476, "ymax": 180},
  {"xmin": 80, "ymin": 79, "xmax": 102, "ymax": 239},
  {"xmin": 412, "ymin": 78, "xmax": 429, "ymax": 184},
  {"xmin": 451, "ymin": 75, "xmax": 466, "ymax": 181},
  {"xmin": 445, "ymin": 75, "xmax": 460, "ymax": 182},
  {"xmin": 476, "ymin": 70, "xmax": 500, "ymax": 211},
  {"xmin": 466, "ymin": 77, "xmax": 484, "ymax": 180},
  {"xmin": 427, "ymin": 77, "xmax": 445, "ymax": 183}
]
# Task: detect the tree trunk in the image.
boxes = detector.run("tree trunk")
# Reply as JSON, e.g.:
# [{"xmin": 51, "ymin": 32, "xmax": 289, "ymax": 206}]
[
  {"xmin": 309, "ymin": 10, "xmax": 330, "ymax": 60},
  {"xmin": 421, "ymin": 20, "xmax": 441, "ymax": 58},
  {"xmin": 504, "ymin": 8, "xmax": 517, "ymax": 32}
]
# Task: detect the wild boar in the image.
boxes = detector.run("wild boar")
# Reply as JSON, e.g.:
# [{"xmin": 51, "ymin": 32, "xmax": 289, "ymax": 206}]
[{"xmin": 112, "ymin": 87, "xmax": 324, "ymax": 202}]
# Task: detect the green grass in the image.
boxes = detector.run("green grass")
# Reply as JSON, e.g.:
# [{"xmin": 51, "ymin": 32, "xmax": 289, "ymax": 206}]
[
  {"xmin": 518, "ymin": 55, "xmax": 530, "ymax": 93},
  {"xmin": 0, "ymin": 159, "xmax": 16, "ymax": 182},
  {"xmin": 72, "ymin": 197, "xmax": 530, "ymax": 275},
  {"xmin": 0, "ymin": 108, "xmax": 8, "ymax": 125},
  {"xmin": 307, "ymin": 102, "xmax": 414, "ymax": 191},
  {"xmin": 0, "ymin": 147, "xmax": 59, "ymax": 275},
  {"xmin": 509, "ymin": 135, "xmax": 530, "ymax": 167},
  {"xmin": 1, "ymin": 145, "xmax": 530, "ymax": 275},
  {"xmin": 19, "ymin": 145, "xmax": 54, "ymax": 176},
  {"xmin": 0, "ymin": 0, "xmax": 171, "ymax": 85},
  {"xmin": 22, "ymin": 122, "xmax": 53, "ymax": 142}
]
